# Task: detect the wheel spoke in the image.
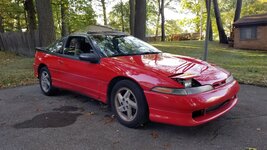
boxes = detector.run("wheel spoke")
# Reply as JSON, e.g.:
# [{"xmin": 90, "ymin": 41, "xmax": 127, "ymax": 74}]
[
  {"xmin": 117, "ymin": 93, "xmax": 123, "ymax": 104},
  {"xmin": 127, "ymin": 106, "xmax": 132, "ymax": 119},
  {"xmin": 123, "ymin": 90, "xmax": 131, "ymax": 99},
  {"xmin": 117, "ymin": 105, "xmax": 125, "ymax": 112},
  {"xmin": 128, "ymin": 99, "xmax": 137, "ymax": 109}
]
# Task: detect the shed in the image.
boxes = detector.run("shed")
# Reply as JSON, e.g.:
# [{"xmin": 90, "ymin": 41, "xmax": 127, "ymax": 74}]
[{"xmin": 233, "ymin": 13, "xmax": 267, "ymax": 50}]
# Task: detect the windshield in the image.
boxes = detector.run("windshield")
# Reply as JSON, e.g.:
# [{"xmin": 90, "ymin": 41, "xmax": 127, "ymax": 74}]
[{"xmin": 89, "ymin": 35, "xmax": 161, "ymax": 57}]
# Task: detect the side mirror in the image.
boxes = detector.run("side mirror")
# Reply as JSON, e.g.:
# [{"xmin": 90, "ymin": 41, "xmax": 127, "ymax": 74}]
[{"xmin": 79, "ymin": 53, "xmax": 100, "ymax": 63}]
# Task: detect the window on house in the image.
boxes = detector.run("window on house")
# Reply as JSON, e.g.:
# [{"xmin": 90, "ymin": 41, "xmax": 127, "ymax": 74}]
[{"xmin": 240, "ymin": 27, "xmax": 257, "ymax": 40}]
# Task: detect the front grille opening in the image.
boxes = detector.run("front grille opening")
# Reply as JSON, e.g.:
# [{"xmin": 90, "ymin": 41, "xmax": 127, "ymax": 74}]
[
  {"xmin": 192, "ymin": 100, "xmax": 230, "ymax": 119},
  {"xmin": 192, "ymin": 109, "xmax": 205, "ymax": 118},
  {"xmin": 206, "ymin": 100, "xmax": 230, "ymax": 113}
]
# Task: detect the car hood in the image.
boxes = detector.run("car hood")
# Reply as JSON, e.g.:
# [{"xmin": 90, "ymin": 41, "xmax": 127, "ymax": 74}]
[{"xmin": 110, "ymin": 53, "xmax": 230, "ymax": 85}]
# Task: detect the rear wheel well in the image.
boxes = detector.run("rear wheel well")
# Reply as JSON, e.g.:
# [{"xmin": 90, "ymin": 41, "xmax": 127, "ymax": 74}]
[
  {"xmin": 38, "ymin": 64, "xmax": 47, "ymax": 78},
  {"xmin": 107, "ymin": 76, "xmax": 143, "ymax": 106}
]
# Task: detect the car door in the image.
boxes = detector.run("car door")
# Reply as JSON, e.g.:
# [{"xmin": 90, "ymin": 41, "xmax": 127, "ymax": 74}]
[
  {"xmin": 57, "ymin": 35, "xmax": 104, "ymax": 99},
  {"xmin": 44, "ymin": 38, "xmax": 66, "ymax": 87}
]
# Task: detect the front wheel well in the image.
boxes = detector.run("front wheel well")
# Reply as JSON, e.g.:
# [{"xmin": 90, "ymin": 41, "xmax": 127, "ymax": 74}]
[
  {"xmin": 107, "ymin": 76, "xmax": 143, "ymax": 106},
  {"xmin": 37, "ymin": 64, "xmax": 47, "ymax": 78}
]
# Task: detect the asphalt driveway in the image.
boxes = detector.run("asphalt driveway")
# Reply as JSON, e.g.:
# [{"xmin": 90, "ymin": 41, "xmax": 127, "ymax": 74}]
[{"xmin": 0, "ymin": 84, "xmax": 266, "ymax": 150}]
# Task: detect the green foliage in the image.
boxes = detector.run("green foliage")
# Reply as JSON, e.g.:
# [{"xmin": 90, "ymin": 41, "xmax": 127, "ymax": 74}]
[
  {"xmin": 109, "ymin": 1, "xmax": 130, "ymax": 32},
  {"xmin": 180, "ymin": 0, "xmax": 205, "ymax": 33},
  {"xmin": 68, "ymin": 0, "xmax": 97, "ymax": 33},
  {"xmin": 52, "ymin": 0, "xmax": 97, "ymax": 37},
  {"xmin": 165, "ymin": 20, "xmax": 182, "ymax": 35},
  {"xmin": 0, "ymin": 0, "xmax": 27, "ymax": 32},
  {"xmin": 242, "ymin": 0, "xmax": 267, "ymax": 16}
]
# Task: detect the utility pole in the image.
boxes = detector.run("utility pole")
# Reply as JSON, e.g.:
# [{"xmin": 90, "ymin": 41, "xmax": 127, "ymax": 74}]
[{"xmin": 203, "ymin": 0, "xmax": 211, "ymax": 61}]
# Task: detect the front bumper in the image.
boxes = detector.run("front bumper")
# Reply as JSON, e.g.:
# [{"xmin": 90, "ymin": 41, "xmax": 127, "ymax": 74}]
[{"xmin": 144, "ymin": 80, "xmax": 240, "ymax": 126}]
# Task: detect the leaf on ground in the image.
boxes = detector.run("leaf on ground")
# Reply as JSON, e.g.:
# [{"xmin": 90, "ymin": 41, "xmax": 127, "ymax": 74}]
[
  {"xmin": 151, "ymin": 131, "xmax": 159, "ymax": 139},
  {"xmin": 104, "ymin": 114, "xmax": 115, "ymax": 124},
  {"xmin": 83, "ymin": 112, "xmax": 95, "ymax": 117}
]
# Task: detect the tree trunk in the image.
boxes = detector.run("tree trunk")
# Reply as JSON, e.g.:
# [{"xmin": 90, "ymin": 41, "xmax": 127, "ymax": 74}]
[
  {"xmin": 61, "ymin": 0, "xmax": 69, "ymax": 36},
  {"xmin": 101, "ymin": 0, "xmax": 107, "ymax": 25},
  {"xmin": 120, "ymin": 0, "xmax": 125, "ymax": 32},
  {"xmin": 35, "ymin": 0, "xmax": 56, "ymax": 47},
  {"xmin": 129, "ymin": 0, "xmax": 135, "ymax": 35},
  {"xmin": 209, "ymin": 20, "xmax": 213, "ymax": 41},
  {"xmin": 161, "ymin": 0, "xmax": 165, "ymax": 41},
  {"xmin": 234, "ymin": 0, "xmax": 242, "ymax": 22},
  {"xmin": 200, "ymin": 6, "xmax": 203, "ymax": 40},
  {"xmin": 24, "ymin": 0, "xmax": 37, "ymax": 32},
  {"xmin": 0, "ymin": 16, "xmax": 4, "ymax": 33},
  {"xmin": 213, "ymin": 0, "xmax": 228, "ymax": 44},
  {"xmin": 155, "ymin": 0, "xmax": 161, "ymax": 38},
  {"xmin": 134, "ymin": 0, "xmax": 146, "ymax": 41},
  {"xmin": 205, "ymin": 0, "xmax": 213, "ymax": 41}
]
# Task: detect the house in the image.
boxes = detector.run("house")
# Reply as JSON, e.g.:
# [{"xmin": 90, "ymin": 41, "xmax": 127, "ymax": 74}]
[{"xmin": 233, "ymin": 13, "xmax": 267, "ymax": 51}]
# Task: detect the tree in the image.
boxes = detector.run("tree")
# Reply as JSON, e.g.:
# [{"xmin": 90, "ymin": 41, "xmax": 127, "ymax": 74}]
[
  {"xmin": 35, "ymin": 0, "xmax": 56, "ymax": 46},
  {"xmin": 134, "ymin": 0, "xmax": 146, "ymax": 41},
  {"xmin": 234, "ymin": 0, "xmax": 242, "ymax": 22},
  {"xmin": 68, "ymin": 0, "xmax": 96, "ymax": 33},
  {"xmin": 120, "ymin": 0, "xmax": 125, "ymax": 32},
  {"xmin": 165, "ymin": 20, "xmax": 182, "ymax": 35},
  {"xmin": 24, "ymin": 0, "xmax": 37, "ymax": 32},
  {"xmin": 60, "ymin": 0, "xmax": 69, "ymax": 36},
  {"xmin": 180, "ymin": 0, "xmax": 205, "ymax": 34},
  {"xmin": 205, "ymin": 0, "xmax": 213, "ymax": 41},
  {"xmin": 161, "ymin": 0, "xmax": 165, "ymax": 41},
  {"xmin": 100, "ymin": 0, "xmax": 107, "ymax": 25},
  {"xmin": 129, "ymin": 0, "xmax": 135, "ymax": 35},
  {"xmin": 109, "ymin": 2, "xmax": 130, "ymax": 32},
  {"xmin": 0, "ymin": 16, "xmax": 4, "ymax": 33},
  {"xmin": 213, "ymin": 0, "xmax": 228, "ymax": 44},
  {"xmin": 155, "ymin": 0, "xmax": 161, "ymax": 37}
]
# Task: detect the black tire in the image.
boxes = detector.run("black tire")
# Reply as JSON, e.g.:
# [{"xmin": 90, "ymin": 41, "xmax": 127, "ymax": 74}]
[
  {"xmin": 39, "ymin": 67, "xmax": 56, "ymax": 96},
  {"xmin": 111, "ymin": 80, "xmax": 149, "ymax": 128}
]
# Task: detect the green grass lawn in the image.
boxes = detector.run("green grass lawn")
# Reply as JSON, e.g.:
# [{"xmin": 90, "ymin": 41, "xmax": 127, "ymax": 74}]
[
  {"xmin": 152, "ymin": 40, "xmax": 267, "ymax": 87},
  {"xmin": 0, "ymin": 51, "xmax": 36, "ymax": 88},
  {"xmin": 0, "ymin": 40, "xmax": 267, "ymax": 89}
]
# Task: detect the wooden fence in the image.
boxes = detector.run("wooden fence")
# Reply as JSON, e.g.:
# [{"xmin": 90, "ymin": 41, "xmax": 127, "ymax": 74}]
[{"xmin": 0, "ymin": 31, "xmax": 39, "ymax": 56}]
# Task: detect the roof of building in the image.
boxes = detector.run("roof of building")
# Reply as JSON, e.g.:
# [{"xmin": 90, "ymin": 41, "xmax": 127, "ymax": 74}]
[{"xmin": 234, "ymin": 13, "xmax": 267, "ymax": 27}]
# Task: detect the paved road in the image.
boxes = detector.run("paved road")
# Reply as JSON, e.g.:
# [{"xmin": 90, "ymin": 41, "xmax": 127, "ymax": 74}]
[{"xmin": 0, "ymin": 84, "xmax": 266, "ymax": 150}]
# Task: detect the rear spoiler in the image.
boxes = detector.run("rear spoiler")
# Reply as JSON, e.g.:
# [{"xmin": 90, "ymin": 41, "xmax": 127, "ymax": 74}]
[{"xmin": 36, "ymin": 47, "xmax": 47, "ymax": 52}]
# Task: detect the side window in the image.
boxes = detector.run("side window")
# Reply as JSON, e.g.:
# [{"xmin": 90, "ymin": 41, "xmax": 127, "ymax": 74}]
[
  {"xmin": 64, "ymin": 36, "xmax": 94, "ymax": 57},
  {"xmin": 47, "ymin": 39, "xmax": 65, "ymax": 54},
  {"xmin": 240, "ymin": 27, "xmax": 257, "ymax": 40}
]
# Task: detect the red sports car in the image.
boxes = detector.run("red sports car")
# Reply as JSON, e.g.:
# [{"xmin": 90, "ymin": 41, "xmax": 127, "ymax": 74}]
[{"xmin": 34, "ymin": 31, "xmax": 239, "ymax": 128}]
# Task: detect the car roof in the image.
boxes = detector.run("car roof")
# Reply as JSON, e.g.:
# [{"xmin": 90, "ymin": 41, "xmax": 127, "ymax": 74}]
[{"xmin": 70, "ymin": 25, "xmax": 128, "ymax": 37}]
